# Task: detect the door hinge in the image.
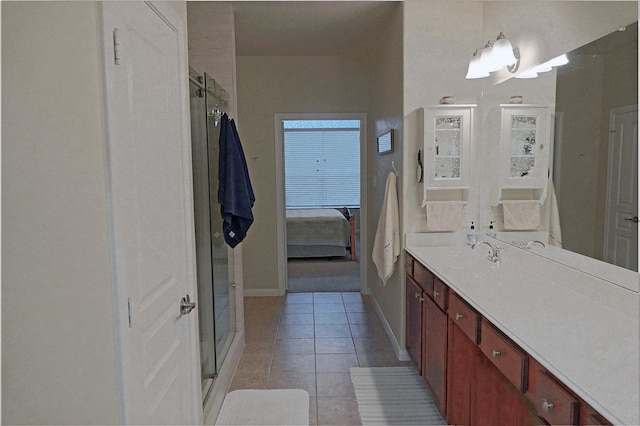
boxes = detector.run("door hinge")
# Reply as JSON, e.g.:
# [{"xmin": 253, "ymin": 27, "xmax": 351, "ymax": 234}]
[
  {"xmin": 127, "ymin": 297, "xmax": 133, "ymax": 328},
  {"xmin": 113, "ymin": 28, "xmax": 121, "ymax": 66}
]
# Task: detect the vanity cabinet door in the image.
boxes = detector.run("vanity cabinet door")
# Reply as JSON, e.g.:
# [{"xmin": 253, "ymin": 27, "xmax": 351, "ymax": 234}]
[
  {"xmin": 447, "ymin": 319, "xmax": 481, "ymax": 425},
  {"xmin": 406, "ymin": 276, "xmax": 424, "ymax": 372},
  {"xmin": 473, "ymin": 350, "xmax": 541, "ymax": 426},
  {"xmin": 499, "ymin": 105, "xmax": 551, "ymax": 191},
  {"xmin": 422, "ymin": 105, "xmax": 475, "ymax": 190},
  {"xmin": 423, "ymin": 295, "xmax": 448, "ymax": 416}
]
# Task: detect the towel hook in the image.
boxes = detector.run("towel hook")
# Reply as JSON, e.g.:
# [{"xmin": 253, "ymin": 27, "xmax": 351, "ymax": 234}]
[{"xmin": 391, "ymin": 161, "xmax": 399, "ymax": 175}]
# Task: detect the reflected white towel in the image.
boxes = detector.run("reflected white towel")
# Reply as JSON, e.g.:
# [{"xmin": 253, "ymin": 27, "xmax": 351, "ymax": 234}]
[
  {"xmin": 425, "ymin": 201, "xmax": 465, "ymax": 232},
  {"xmin": 548, "ymin": 182, "xmax": 562, "ymax": 247},
  {"xmin": 502, "ymin": 200, "xmax": 540, "ymax": 230},
  {"xmin": 372, "ymin": 173, "xmax": 400, "ymax": 286}
]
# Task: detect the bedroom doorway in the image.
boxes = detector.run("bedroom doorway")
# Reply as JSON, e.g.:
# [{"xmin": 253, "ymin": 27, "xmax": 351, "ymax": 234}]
[{"xmin": 275, "ymin": 114, "xmax": 367, "ymax": 294}]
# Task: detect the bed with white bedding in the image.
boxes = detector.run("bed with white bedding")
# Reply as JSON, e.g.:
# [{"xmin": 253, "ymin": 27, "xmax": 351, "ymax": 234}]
[{"xmin": 286, "ymin": 208, "xmax": 355, "ymax": 260}]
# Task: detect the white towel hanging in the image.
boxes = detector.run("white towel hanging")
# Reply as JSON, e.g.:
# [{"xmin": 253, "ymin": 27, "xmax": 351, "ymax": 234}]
[{"xmin": 372, "ymin": 172, "xmax": 400, "ymax": 286}]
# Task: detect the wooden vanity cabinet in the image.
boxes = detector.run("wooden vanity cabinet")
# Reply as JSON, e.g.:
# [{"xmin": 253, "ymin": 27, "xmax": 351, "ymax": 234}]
[
  {"xmin": 405, "ymin": 254, "xmax": 614, "ymax": 426},
  {"xmin": 405, "ymin": 254, "xmax": 448, "ymax": 415},
  {"xmin": 422, "ymin": 293, "xmax": 448, "ymax": 414},
  {"xmin": 406, "ymin": 276, "xmax": 424, "ymax": 371}
]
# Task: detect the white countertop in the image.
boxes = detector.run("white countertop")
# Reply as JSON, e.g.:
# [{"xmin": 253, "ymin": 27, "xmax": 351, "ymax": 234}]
[{"xmin": 405, "ymin": 238, "xmax": 640, "ymax": 425}]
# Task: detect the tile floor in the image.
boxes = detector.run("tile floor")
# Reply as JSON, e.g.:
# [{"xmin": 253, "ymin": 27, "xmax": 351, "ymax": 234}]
[{"xmin": 229, "ymin": 292, "xmax": 413, "ymax": 425}]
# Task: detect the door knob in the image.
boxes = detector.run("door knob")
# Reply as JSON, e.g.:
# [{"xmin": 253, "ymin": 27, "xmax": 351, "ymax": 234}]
[
  {"xmin": 180, "ymin": 294, "xmax": 196, "ymax": 315},
  {"xmin": 624, "ymin": 216, "xmax": 638, "ymax": 223}
]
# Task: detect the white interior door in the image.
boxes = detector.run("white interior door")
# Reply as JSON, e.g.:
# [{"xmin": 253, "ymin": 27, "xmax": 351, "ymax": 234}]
[
  {"xmin": 101, "ymin": 3, "xmax": 201, "ymax": 424},
  {"xmin": 605, "ymin": 105, "xmax": 638, "ymax": 271}
]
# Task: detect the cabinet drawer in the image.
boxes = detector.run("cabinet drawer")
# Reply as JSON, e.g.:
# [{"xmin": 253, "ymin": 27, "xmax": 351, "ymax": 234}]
[
  {"xmin": 531, "ymin": 371, "xmax": 579, "ymax": 425},
  {"xmin": 432, "ymin": 278, "xmax": 448, "ymax": 311},
  {"xmin": 413, "ymin": 261, "xmax": 434, "ymax": 293},
  {"xmin": 448, "ymin": 292, "xmax": 479, "ymax": 344},
  {"xmin": 479, "ymin": 321, "xmax": 528, "ymax": 392}
]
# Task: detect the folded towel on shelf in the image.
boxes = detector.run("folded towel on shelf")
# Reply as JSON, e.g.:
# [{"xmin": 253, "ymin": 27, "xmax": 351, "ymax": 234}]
[
  {"xmin": 502, "ymin": 200, "xmax": 540, "ymax": 230},
  {"xmin": 372, "ymin": 172, "xmax": 400, "ymax": 286},
  {"xmin": 424, "ymin": 201, "xmax": 465, "ymax": 232}
]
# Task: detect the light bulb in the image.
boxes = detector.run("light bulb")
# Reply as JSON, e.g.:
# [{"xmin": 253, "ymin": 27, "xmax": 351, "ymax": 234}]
[
  {"xmin": 492, "ymin": 33, "xmax": 518, "ymax": 67},
  {"xmin": 466, "ymin": 50, "xmax": 490, "ymax": 79}
]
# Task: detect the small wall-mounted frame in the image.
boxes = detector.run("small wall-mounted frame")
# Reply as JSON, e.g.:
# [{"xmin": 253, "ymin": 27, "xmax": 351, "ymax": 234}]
[{"xmin": 377, "ymin": 129, "xmax": 394, "ymax": 154}]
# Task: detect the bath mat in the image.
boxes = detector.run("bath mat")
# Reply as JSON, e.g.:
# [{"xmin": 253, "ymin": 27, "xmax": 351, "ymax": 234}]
[
  {"xmin": 215, "ymin": 389, "xmax": 309, "ymax": 425},
  {"xmin": 350, "ymin": 366, "xmax": 446, "ymax": 425}
]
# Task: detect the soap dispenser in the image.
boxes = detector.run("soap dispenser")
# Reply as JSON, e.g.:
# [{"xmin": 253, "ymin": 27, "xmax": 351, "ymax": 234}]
[
  {"xmin": 486, "ymin": 221, "xmax": 497, "ymax": 239},
  {"xmin": 467, "ymin": 222, "xmax": 478, "ymax": 245}
]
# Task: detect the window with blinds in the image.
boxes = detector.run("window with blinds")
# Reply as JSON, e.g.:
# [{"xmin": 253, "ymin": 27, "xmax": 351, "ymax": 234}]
[{"xmin": 283, "ymin": 120, "xmax": 361, "ymax": 208}]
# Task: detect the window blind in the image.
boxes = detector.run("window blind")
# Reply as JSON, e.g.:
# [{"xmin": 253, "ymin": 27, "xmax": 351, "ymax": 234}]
[{"xmin": 284, "ymin": 120, "xmax": 361, "ymax": 208}]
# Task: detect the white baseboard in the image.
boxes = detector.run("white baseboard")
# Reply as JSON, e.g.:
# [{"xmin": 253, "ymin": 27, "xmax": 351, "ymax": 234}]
[{"xmin": 370, "ymin": 294, "xmax": 411, "ymax": 362}]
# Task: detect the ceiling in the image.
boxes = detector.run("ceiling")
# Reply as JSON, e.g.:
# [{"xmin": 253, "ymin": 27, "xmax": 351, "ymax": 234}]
[{"xmin": 229, "ymin": 1, "xmax": 399, "ymax": 56}]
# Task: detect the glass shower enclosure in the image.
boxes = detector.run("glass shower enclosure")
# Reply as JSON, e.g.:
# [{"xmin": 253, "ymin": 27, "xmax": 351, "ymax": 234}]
[{"xmin": 188, "ymin": 68, "xmax": 235, "ymax": 406}]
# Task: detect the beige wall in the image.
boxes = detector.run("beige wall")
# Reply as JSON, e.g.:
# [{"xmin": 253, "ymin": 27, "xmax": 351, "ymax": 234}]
[
  {"xmin": 187, "ymin": 2, "xmax": 238, "ymax": 118},
  {"xmin": 366, "ymin": 2, "xmax": 405, "ymax": 352},
  {"xmin": 2, "ymin": 2, "xmax": 119, "ymax": 424},
  {"xmin": 236, "ymin": 55, "xmax": 371, "ymax": 293}
]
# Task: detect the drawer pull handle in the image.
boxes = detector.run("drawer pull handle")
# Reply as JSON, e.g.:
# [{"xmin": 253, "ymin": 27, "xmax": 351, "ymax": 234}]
[
  {"xmin": 541, "ymin": 399, "xmax": 554, "ymax": 413},
  {"xmin": 433, "ymin": 290, "xmax": 440, "ymax": 297},
  {"xmin": 415, "ymin": 292, "xmax": 420, "ymax": 299},
  {"xmin": 455, "ymin": 313, "xmax": 464, "ymax": 320},
  {"xmin": 491, "ymin": 349, "xmax": 501, "ymax": 358}
]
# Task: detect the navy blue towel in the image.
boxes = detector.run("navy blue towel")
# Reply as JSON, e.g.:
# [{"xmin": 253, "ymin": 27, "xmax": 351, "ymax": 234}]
[{"xmin": 218, "ymin": 113, "xmax": 255, "ymax": 248}]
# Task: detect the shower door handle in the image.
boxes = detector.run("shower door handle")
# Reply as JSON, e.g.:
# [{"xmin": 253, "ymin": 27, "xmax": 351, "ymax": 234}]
[{"xmin": 180, "ymin": 294, "xmax": 196, "ymax": 315}]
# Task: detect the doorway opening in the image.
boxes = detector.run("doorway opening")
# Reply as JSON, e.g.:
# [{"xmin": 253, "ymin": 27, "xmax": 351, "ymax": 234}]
[{"xmin": 275, "ymin": 114, "xmax": 367, "ymax": 293}]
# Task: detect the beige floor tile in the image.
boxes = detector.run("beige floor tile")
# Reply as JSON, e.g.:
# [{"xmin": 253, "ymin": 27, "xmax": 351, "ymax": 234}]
[
  {"xmin": 314, "ymin": 312, "xmax": 348, "ymax": 324},
  {"xmin": 349, "ymin": 322, "xmax": 387, "ymax": 338},
  {"xmin": 275, "ymin": 338, "xmax": 315, "ymax": 354},
  {"xmin": 267, "ymin": 371, "xmax": 317, "ymax": 396},
  {"xmin": 228, "ymin": 372, "xmax": 269, "ymax": 391},
  {"xmin": 343, "ymin": 301, "xmax": 368, "ymax": 313},
  {"xmin": 278, "ymin": 324, "xmax": 315, "ymax": 339},
  {"xmin": 352, "ymin": 336, "xmax": 395, "ymax": 355},
  {"xmin": 315, "ymin": 324, "xmax": 351, "ymax": 338},
  {"xmin": 313, "ymin": 293, "xmax": 343, "ymax": 304},
  {"xmin": 316, "ymin": 372, "xmax": 355, "ymax": 397},
  {"xmin": 280, "ymin": 313, "xmax": 314, "ymax": 325},
  {"xmin": 340, "ymin": 292, "xmax": 364, "ymax": 303},
  {"xmin": 317, "ymin": 396, "xmax": 362, "ymax": 425},
  {"xmin": 271, "ymin": 353, "xmax": 316, "ymax": 373},
  {"xmin": 316, "ymin": 353, "xmax": 359, "ymax": 373},
  {"xmin": 308, "ymin": 397, "xmax": 318, "ymax": 426},
  {"xmin": 234, "ymin": 353, "xmax": 273, "ymax": 375},
  {"xmin": 282, "ymin": 303, "xmax": 314, "ymax": 314},
  {"xmin": 346, "ymin": 311, "xmax": 376, "ymax": 324},
  {"xmin": 242, "ymin": 341, "xmax": 275, "ymax": 356},
  {"xmin": 315, "ymin": 337, "xmax": 356, "ymax": 354},
  {"xmin": 313, "ymin": 303, "xmax": 346, "ymax": 313}
]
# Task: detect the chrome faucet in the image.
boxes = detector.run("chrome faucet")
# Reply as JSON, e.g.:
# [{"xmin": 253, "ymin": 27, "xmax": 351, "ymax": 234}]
[
  {"xmin": 472, "ymin": 241, "xmax": 501, "ymax": 263},
  {"xmin": 513, "ymin": 240, "xmax": 546, "ymax": 250}
]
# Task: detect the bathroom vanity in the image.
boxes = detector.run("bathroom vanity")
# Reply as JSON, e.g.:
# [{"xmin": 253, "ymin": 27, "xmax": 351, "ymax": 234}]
[{"xmin": 405, "ymin": 237, "xmax": 639, "ymax": 425}]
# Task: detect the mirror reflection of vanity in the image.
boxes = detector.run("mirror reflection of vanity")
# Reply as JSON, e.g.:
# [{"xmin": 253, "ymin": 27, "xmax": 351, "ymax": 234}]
[{"xmin": 478, "ymin": 21, "xmax": 639, "ymax": 284}]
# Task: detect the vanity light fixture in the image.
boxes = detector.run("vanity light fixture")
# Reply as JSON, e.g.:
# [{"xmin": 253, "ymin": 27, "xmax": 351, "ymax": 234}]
[
  {"xmin": 465, "ymin": 49, "xmax": 491, "ymax": 79},
  {"xmin": 515, "ymin": 54, "xmax": 569, "ymax": 79},
  {"xmin": 465, "ymin": 32, "xmax": 520, "ymax": 79}
]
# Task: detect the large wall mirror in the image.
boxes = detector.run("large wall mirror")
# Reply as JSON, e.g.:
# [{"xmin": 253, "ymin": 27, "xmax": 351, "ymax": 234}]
[{"xmin": 478, "ymin": 22, "xmax": 638, "ymax": 277}]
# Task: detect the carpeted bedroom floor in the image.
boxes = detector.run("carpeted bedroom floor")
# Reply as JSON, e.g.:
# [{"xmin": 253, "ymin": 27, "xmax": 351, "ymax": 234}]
[{"xmin": 287, "ymin": 232, "xmax": 360, "ymax": 293}]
